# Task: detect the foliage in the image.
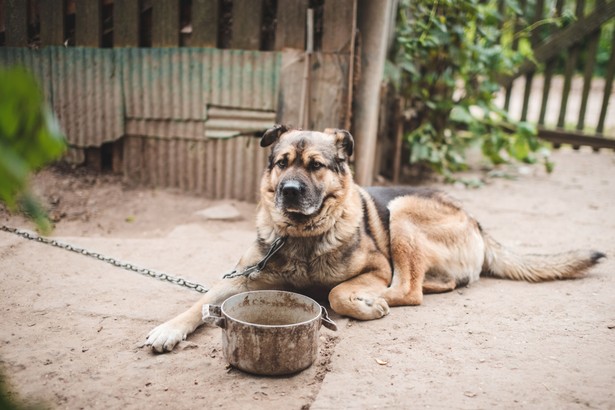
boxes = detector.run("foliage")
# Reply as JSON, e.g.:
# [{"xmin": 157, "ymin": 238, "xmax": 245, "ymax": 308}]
[
  {"xmin": 0, "ymin": 67, "xmax": 66, "ymax": 233},
  {"xmin": 389, "ymin": 0, "xmax": 553, "ymax": 180}
]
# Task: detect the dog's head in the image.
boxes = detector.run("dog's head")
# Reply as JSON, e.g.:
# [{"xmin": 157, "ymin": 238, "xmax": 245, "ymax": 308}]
[{"xmin": 259, "ymin": 125, "xmax": 355, "ymax": 237}]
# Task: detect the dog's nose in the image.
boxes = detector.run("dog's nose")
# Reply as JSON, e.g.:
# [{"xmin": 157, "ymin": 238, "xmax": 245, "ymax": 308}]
[{"xmin": 281, "ymin": 180, "xmax": 303, "ymax": 199}]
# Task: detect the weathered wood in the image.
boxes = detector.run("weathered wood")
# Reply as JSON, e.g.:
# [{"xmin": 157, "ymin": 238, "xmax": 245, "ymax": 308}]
[
  {"xmin": 114, "ymin": 0, "xmax": 140, "ymax": 47},
  {"xmin": 39, "ymin": 0, "xmax": 66, "ymax": 46},
  {"xmin": 75, "ymin": 0, "xmax": 102, "ymax": 47},
  {"xmin": 5, "ymin": 0, "xmax": 28, "ymax": 46},
  {"xmin": 557, "ymin": 0, "xmax": 584, "ymax": 130},
  {"xmin": 231, "ymin": 0, "xmax": 263, "ymax": 50},
  {"xmin": 538, "ymin": 60, "xmax": 555, "ymax": 125},
  {"xmin": 322, "ymin": 0, "xmax": 355, "ymax": 53},
  {"xmin": 577, "ymin": 27, "xmax": 600, "ymax": 131},
  {"xmin": 597, "ymin": 28, "xmax": 615, "ymax": 135},
  {"xmin": 274, "ymin": 0, "xmax": 308, "ymax": 50},
  {"xmin": 191, "ymin": 0, "xmax": 218, "ymax": 47},
  {"xmin": 538, "ymin": 127, "xmax": 615, "ymax": 150},
  {"xmin": 152, "ymin": 0, "xmax": 180, "ymax": 47}
]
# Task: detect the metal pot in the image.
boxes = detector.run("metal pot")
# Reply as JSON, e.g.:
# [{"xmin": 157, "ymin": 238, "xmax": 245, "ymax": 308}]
[{"xmin": 202, "ymin": 290, "xmax": 337, "ymax": 376}]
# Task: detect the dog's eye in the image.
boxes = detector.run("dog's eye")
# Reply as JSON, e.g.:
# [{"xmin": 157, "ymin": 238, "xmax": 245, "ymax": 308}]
[
  {"xmin": 310, "ymin": 161, "xmax": 325, "ymax": 171},
  {"xmin": 275, "ymin": 158, "xmax": 288, "ymax": 169}
]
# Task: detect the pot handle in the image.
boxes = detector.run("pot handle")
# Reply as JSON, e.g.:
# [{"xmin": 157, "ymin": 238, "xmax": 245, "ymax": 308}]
[
  {"xmin": 202, "ymin": 304, "xmax": 226, "ymax": 329},
  {"xmin": 321, "ymin": 306, "xmax": 337, "ymax": 331}
]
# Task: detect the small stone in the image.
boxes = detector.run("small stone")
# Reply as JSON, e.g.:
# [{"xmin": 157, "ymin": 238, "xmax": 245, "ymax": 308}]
[{"xmin": 195, "ymin": 204, "xmax": 242, "ymax": 221}]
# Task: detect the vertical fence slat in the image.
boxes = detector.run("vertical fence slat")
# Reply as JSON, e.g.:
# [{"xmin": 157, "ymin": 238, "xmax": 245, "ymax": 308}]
[
  {"xmin": 75, "ymin": 0, "xmax": 101, "ymax": 47},
  {"xmin": 557, "ymin": 0, "xmax": 585, "ymax": 130},
  {"xmin": 520, "ymin": 0, "xmax": 543, "ymax": 121},
  {"xmin": 37, "ymin": 1, "xmax": 66, "ymax": 46},
  {"xmin": 231, "ymin": 0, "xmax": 263, "ymax": 50},
  {"xmin": 275, "ymin": 0, "xmax": 308, "ymax": 50},
  {"xmin": 114, "ymin": 0, "xmax": 140, "ymax": 47},
  {"xmin": 322, "ymin": 0, "xmax": 355, "ymax": 53},
  {"xmin": 596, "ymin": 28, "xmax": 615, "ymax": 135},
  {"xmin": 152, "ymin": 0, "xmax": 180, "ymax": 47},
  {"xmin": 5, "ymin": 0, "xmax": 28, "ymax": 46},
  {"xmin": 192, "ymin": 0, "xmax": 218, "ymax": 47}
]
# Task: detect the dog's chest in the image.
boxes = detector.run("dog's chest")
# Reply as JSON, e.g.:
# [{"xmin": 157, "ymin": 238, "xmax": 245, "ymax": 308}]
[{"xmin": 265, "ymin": 240, "xmax": 350, "ymax": 287}]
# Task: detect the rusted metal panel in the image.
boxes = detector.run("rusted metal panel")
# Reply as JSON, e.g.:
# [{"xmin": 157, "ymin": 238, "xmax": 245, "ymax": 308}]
[
  {"xmin": 49, "ymin": 47, "xmax": 124, "ymax": 147},
  {"xmin": 0, "ymin": 47, "xmax": 53, "ymax": 100},
  {"xmin": 122, "ymin": 48, "xmax": 281, "ymax": 124},
  {"xmin": 205, "ymin": 107, "xmax": 276, "ymax": 138},
  {"xmin": 123, "ymin": 135, "xmax": 268, "ymax": 202}
]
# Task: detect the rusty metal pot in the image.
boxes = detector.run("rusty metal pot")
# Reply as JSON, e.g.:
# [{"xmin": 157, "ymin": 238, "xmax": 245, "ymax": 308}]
[{"xmin": 202, "ymin": 290, "xmax": 337, "ymax": 376}]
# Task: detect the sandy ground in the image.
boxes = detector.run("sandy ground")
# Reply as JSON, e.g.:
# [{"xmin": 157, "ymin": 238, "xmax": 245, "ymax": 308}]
[{"xmin": 1, "ymin": 148, "xmax": 614, "ymax": 409}]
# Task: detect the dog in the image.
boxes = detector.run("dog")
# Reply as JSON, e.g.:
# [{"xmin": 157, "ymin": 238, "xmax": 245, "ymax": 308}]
[{"xmin": 145, "ymin": 125, "xmax": 605, "ymax": 353}]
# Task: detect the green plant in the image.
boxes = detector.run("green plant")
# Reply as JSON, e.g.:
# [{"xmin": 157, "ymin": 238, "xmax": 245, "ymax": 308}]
[
  {"xmin": 390, "ymin": 0, "xmax": 553, "ymax": 180},
  {"xmin": 0, "ymin": 67, "xmax": 66, "ymax": 233}
]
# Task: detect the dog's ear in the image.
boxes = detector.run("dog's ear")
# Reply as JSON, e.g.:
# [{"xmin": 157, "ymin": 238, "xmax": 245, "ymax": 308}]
[
  {"xmin": 325, "ymin": 128, "xmax": 354, "ymax": 160},
  {"xmin": 261, "ymin": 124, "xmax": 289, "ymax": 148}
]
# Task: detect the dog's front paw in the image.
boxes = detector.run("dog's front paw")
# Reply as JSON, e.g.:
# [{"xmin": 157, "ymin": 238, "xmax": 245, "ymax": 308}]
[{"xmin": 145, "ymin": 322, "xmax": 188, "ymax": 353}]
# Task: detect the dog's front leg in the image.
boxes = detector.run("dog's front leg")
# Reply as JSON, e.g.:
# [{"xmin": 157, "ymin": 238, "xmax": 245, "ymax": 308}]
[{"xmin": 145, "ymin": 276, "xmax": 251, "ymax": 353}]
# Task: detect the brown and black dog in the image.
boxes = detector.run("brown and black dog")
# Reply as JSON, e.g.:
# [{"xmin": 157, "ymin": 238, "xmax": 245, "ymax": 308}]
[{"xmin": 146, "ymin": 125, "xmax": 605, "ymax": 353}]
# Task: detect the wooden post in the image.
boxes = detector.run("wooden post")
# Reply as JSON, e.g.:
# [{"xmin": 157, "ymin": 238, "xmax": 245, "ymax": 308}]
[
  {"xmin": 353, "ymin": 0, "xmax": 393, "ymax": 186},
  {"xmin": 231, "ymin": 0, "xmax": 263, "ymax": 50},
  {"xmin": 75, "ymin": 0, "xmax": 102, "ymax": 47},
  {"xmin": 152, "ymin": 0, "xmax": 180, "ymax": 47},
  {"xmin": 192, "ymin": 0, "xmax": 218, "ymax": 47},
  {"xmin": 5, "ymin": 0, "xmax": 28, "ymax": 46},
  {"xmin": 39, "ymin": 0, "xmax": 66, "ymax": 46},
  {"xmin": 114, "ymin": 0, "xmax": 140, "ymax": 47}
]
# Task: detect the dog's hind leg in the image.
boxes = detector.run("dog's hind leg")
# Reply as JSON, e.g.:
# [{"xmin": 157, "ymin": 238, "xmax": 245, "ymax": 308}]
[{"xmin": 381, "ymin": 222, "xmax": 429, "ymax": 307}]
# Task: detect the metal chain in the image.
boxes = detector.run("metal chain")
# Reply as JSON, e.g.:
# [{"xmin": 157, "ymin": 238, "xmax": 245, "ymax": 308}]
[{"xmin": 1, "ymin": 225, "xmax": 208, "ymax": 293}]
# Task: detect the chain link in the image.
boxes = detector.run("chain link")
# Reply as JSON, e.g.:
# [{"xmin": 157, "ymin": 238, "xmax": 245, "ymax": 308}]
[{"xmin": 1, "ymin": 225, "xmax": 208, "ymax": 293}]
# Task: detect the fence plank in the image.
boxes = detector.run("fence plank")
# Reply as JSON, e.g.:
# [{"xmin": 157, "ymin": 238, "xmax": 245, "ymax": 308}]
[
  {"xmin": 75, "ymin": 0, "xmax": 101, "ymax": 47},
  {"xmin": 231, "ymin": 0, "xmax": 263, "ymax": 50},
  {"xmin": 596, "ymin": 28, "xmax": 615, "ymax": 135},
  {"xmin": 152, "ymin": 0, "xmax": 180, "ymax": 47},
  {"xmin": 5, "ymin": 0, "xmax": 28, "ymax": 46},
  {"xmin": 275, "ymin": 0, "xmax": 308, "ymax": 50},
  {"xmin": 39, "ymin": 0, "xmax": 65, "ymax": 46},
  {"xmin": 192, "ymin": 0, "xmax": 218, "ymax": 47},
  {"xmin": 507, "ymin": 0, "xmax": 615, "ymax": 84},
  {"xmin": 556, "ymin": 0, "xmax": 584, "ymax": 130},
  {"xmin": 114, "ymin": 0, "xmax": 140, "ymax": 47},
  {"xmin": 322, "ymin": 0, "xmax": 355, "ymax": 53}
]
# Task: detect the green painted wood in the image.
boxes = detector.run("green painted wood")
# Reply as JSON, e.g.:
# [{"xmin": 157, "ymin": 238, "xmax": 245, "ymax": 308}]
[
  {"xmin": 191, "ymin": 0, "xmax": 218, "ymax": 47},
  {"xmin": 5, "ymin": 0, "xmax": 28, "ymax": 46},
  {"xmin": 275, "ymin": 0, "xmax": 308, "ymax": 50},
  {"xmin": 556, "ymin": 0, "xmax": 584, "ymax": 130},
  {"xmin": 538, "ymin": 127, "xmax": 615, "ymax": 150},
  {"xmin": 114, "ymin": 0, "xmax": 140, "ymax": 47},
  {"xmin": 75, "ymin": 0, "xmax": 101, "ymax": 47},
  {"xmin": 152, "ymin": 0, "xmax": 180, "ymax": 47},
  {"xmin": 538, "ymin": 60, "xmax": 555, "ymax": 125}
]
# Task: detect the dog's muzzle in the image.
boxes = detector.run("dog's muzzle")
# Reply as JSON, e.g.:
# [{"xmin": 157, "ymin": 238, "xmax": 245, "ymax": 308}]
[{"xmin": 276, "ymin": 179, "xmax": 320, "ymax": 216}]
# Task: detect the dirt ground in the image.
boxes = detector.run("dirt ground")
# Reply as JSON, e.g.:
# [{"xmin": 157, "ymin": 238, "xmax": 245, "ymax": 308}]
[{"xmin": 1, "ymin": 147, "xmax": 614, "ymax": 409}]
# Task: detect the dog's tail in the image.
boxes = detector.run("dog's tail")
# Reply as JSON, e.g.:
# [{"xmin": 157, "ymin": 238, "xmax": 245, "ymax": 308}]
[{"xmin": 481, "ymin": 232, "xmax": 605, "ymax": 282}]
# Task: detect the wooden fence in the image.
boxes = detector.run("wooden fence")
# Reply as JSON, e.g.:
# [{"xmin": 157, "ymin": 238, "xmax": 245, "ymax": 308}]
[
  {"xmin": 0, "ymin": 0, "xmax": 359, "ymax": 201},
  {"xmin": 501, "ymin": 0, "xmax": 615, "ymax": 150}
]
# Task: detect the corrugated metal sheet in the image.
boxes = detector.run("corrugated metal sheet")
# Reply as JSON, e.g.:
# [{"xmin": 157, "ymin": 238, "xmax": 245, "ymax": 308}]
[
  {"xmin": 0, "ymin": 46, "xmax": 283, "ymax": 202},
  {"xmin": 0, "ymin": 47, "xmax": 53, "ymax": 104},
  {"xmin": 123, "ymin": 135, "xmax": 269, "ymax": 202},
  {"xmin": 0, "ymin": 47, "xmax": 124, "ymax": 148},
  {"xmin": 205, "ymin": 107, "xmax": 276, "ymax": 138},
  {"xmin": 121, "ymin": 48, "xmax": 281, "ymax": 123},
  {"xmin": 50, "ymin": 47, "xmax": 124, "ymax": 147}
]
